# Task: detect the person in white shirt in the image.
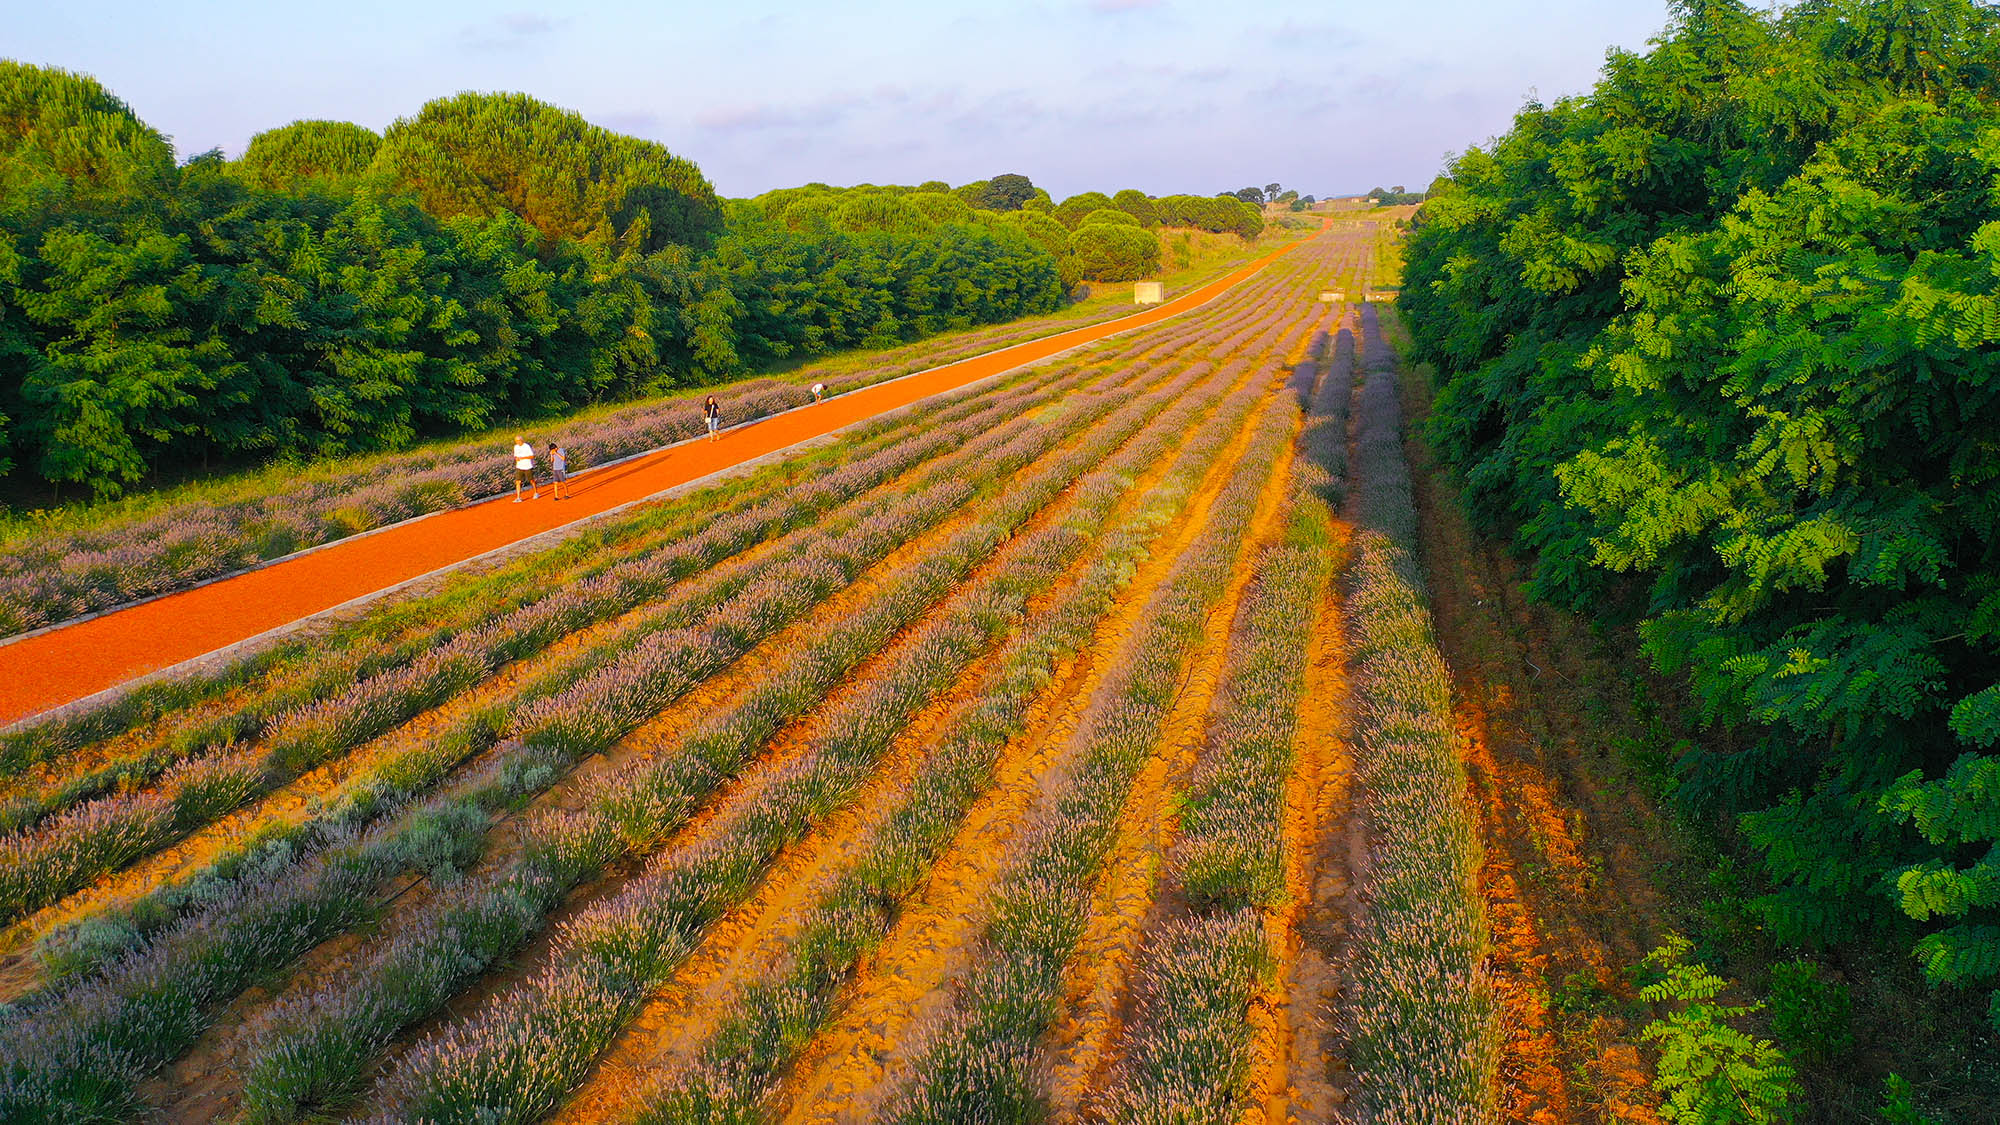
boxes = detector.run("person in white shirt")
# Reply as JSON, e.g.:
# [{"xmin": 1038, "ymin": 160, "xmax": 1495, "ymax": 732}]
[
  {"xmin": 512, "ymin": 436, "xmax": 540, "ymax": 502},
  {"xmin": 812, "ymin": 382, "xmax": 826, "ymax": 404}
]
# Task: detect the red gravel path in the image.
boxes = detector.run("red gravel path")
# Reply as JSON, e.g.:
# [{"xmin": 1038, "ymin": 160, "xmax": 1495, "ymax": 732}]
[{"xmin": 0, "ymin": 233, "xmax": 1312, "ymax": 726}]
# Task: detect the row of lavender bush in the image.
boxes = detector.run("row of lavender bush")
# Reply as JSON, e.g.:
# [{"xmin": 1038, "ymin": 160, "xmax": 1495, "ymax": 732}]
[
  {"xmin": 1097, "ymin": 314, "xmax": 1353, "ymax": 1121},
  {"xmin": 883, "ymin": 347, "xmax": 1303, "ymax": 1121},
  {"xmin": 267, "ymin": 357, "xmax": 1190, "ymax": 1124},
  {"xmin": 1341, "ymin": 306, "xmax": 1498, "ymax": 1123},
  {"xmin": 629, "ymin": 319, "xmax": 1289, "ymax": 1123}
]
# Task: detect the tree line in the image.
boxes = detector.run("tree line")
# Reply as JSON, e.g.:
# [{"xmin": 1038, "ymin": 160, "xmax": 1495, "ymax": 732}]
[
  {"xmin": 0, "ymin": 65, "xmax": 1267, "ymax": 501},
  {"xmin": 1402, "ymin": 0, "xmax": 2000, "ymax": 1027}
]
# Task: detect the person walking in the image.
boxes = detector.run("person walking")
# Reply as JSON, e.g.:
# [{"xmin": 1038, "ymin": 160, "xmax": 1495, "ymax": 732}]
[
  {"xmin": 704, "ymin": 395, "xmax": 722, "ymax": 442},
  {"xmin": 548, "ymin": 442, "xmax": 570, "ymax": 501},
  {"xmin": 512, "ymin": 435, "xmax": 540, "ymax": 502},
  {"xmin": 811, "ymin": 381, "xmax": 825, "ymax": 405}
]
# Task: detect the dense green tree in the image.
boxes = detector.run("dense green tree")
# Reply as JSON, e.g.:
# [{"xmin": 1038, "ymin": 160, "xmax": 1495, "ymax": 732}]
[
  {"xmin": 1078, "ymin": 207, "xmax": 1140, "ymax": 229},
  {"xmin": 1111, "ymin": 188, "xmax": 1159, "ymax": 227},
  {"xmin": 1403, "ymin": 0, "xmax": 2000, "ymax": 1023},
  {"xmin": 370, "ymin": 92, "xmax": 722, "ymax": 253},
  {"xmin": 1233, "ymin": 186, "xmax": 1265, "ymax": 204},
  {"xmin": 1000, "ymin": 207, "xmax": 1080, "ymax": 262},
  {"xmin": 0, "ymin": 60, "xmax": 174, "ymax": 219},
  {"xmin": 832, "ymin": 192, "xmax": 934, "ymax": 236},
  {"xmin": 1069, "ymin": 222, "xmax": 1158, "ymax": 281},
  {"xmin": 231, "ymin": 121, "xmax": 380, "ymax": 195},
  {"xmin": 907, "ymin": 191, "xmax": 976, "ymax": 225},
  {"xmin": 0, "ymin": 63, "xmax": 1073, "ymax": 500},
  {"xmin": 1154, "ymin": 194, "xmax": 1263, "ymax": 238},
  {"xmin": 965, "ymin": 172, "xmax": 1038, "ymax": 211},
  {"xmin": 1054, "ymin": 191, "xmax": 1115, "ymax": 229}
]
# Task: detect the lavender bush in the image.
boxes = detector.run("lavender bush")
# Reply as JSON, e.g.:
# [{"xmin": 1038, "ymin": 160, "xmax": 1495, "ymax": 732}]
[
  {"xmin": 1339, "ymin": 306, "xmax": 1498, "ymax": 1124},
  {"xmin": 1098, "ymin": 297, "xmax": 1352, "ymax": 1122}
]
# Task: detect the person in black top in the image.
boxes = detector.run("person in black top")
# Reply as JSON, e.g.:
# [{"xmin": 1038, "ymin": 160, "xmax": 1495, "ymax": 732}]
[{"xmin": 704, "ymin": 395, "xmax": 722, "ymax": 442}]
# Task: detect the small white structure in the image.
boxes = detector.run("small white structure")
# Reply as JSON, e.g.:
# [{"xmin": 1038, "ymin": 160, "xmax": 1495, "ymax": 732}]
[
  {"xmin": 1319, "ymin": 291, "xmax": 1344, "ymax": 303},
  {"xmin": 1133, "ymin": 281, "xmax": 1164, "ymax": 305},
  {"xmin": 1364, "ymin": 292, "xmax": 1395, "ymax": 303}
]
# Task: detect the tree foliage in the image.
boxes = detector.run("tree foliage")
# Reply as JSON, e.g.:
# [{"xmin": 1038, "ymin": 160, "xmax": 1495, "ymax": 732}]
[
  {"xmin": 370, "ymin": 92, "xmax": 723, "ymax": 254},
  {"xmin": 1639, "ymin": 936, "xmax": 1802, "ymax": 1124},
  {"xmin": 964, "ymin": 172, "xmax": 1037, "ymax": 211},
  {"xmin": 1111, "ymin": 188, "xmax": 1159, "ymax": 227},
  {"xmin": 1068, "ymin": 222, "xmax": 1159, "ymax": 282},
  {"xmin": 0, "ymin": 68, "xmax": 1066, "ymax": 500},
  {"xmin": 1155, "ymin": 193, "xmax": 1264, "ymax": 238},
  {"xmin": 1053, "ymin": 191, "xmax": 1116, "ymax": 230},
  {"xmin": 231, "ymin": 120, "xmax": 380, "ymax": 195},
  {"xmin": 1401, "ymin": 0, "xmax": 2000, "ymax": 1022}
]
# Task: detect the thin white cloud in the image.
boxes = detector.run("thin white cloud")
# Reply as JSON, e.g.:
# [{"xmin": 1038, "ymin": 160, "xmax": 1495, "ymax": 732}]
[{"xmin": 458, "ymin": 12, "xmax": 564, "ymax": 52}]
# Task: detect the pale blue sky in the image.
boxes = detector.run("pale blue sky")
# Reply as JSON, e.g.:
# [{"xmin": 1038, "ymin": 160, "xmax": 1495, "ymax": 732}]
[{"xmin": 8, "ymin": 0, "xmax": 1676, "ymax": 199}]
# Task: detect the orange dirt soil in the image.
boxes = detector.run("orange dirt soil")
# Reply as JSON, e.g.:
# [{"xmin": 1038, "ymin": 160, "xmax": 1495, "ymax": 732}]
[
  {"xmin": 1392, "ymin": 315, "xmax": 1675, "ymax": 1125},
  {"xmin": 1244, "ymin": 319, "xmax": 1363, "ymax": 1125},
  {"xmin": 0, "ymin": 224, "xmax": 1323, "ymax": 728}
]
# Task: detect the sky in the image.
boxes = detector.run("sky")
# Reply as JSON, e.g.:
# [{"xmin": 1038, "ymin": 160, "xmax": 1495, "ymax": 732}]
[{"xmin": 9, "ymin": 0, "xmax": 1678, "ymax": 201}]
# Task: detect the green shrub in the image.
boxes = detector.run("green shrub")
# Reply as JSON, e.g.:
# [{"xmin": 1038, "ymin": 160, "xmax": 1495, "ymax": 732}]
[
  {"xmin": 322, "ymin": 506, "xmax": 376, "ymax": 537},
  {"xmin": 1878, "ymin": 1074, "xmax": 1938, "ymax": 1125},
  {"xmin": 1639, "ymin": 936, "xmax": 1801, "ymax": 1124}
]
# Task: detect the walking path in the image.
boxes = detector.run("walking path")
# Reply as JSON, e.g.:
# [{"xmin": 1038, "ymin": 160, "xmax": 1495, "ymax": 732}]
[{"xmin": 0, "ymin": 231, "xmax": 1315, "ymax": 727}]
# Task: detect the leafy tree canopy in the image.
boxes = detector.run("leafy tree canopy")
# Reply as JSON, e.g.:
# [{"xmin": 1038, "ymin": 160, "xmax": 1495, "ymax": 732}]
[
  {"xmin": 1078, "ymin": 207, "xmax": 1141, "ymax": 229},
  {"xmin": 232, "ymin": 120, "xmax": 381, "ymax": 195},
  {"xmin": 0, "ymin": 61, "xmax": 174, "ymax": 219},
  {"xmin": 965, "ymin": 172, "xmax": 1038, "ymax": 211},
  {"xmin": 1111, "ymin": 188, "xmax": 1159, "ymax": 227},
  {"xmin": 371, "ymin": 91, "xmax": 723, "ymax": 254},
  {"xmin": 1054, "ymin": 191, "xmax": 1116, "ymax": 229},
  {"xmin": 1069, "ymin": 222, "xmax": 1158, "ymax": 282},
  {"xmin": 1402, "ymin": 0, "xmax": 2000, "ymax": 1022}
]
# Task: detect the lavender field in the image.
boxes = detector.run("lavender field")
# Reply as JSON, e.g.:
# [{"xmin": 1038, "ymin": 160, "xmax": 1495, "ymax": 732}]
[{"xmin": 0, "ymin": 220, "xmax": 1497, "ymax": 1125}]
